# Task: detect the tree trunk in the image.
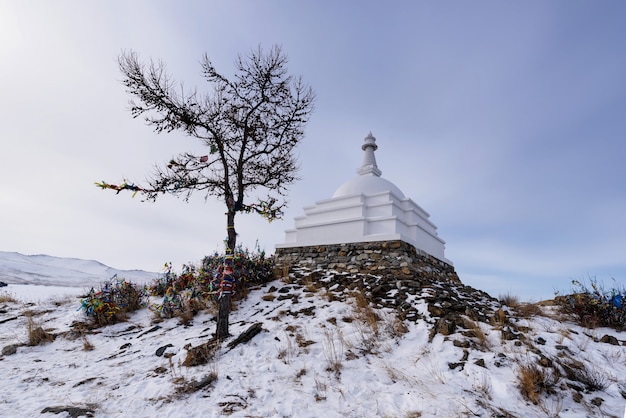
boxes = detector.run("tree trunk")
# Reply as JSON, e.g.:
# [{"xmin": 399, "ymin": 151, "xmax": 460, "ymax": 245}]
[
  {"xmin": 216, "ymin": 293, "xmax": 230, "ymax": 340},
  {"xmin": 216, "ymin": 208, "xmax": 237, "ymax": 340}
]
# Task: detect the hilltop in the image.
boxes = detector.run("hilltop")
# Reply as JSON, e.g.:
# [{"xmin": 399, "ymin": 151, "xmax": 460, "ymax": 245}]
[{"xmin": 0, "ymin": 259, "xmax": 625, "ymax": 417}]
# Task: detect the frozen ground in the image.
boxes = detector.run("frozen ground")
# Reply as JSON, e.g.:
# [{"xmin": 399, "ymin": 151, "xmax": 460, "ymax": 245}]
[{"xmin": 0, "ymin": 256, "xmax": 625, "ymax": 417}]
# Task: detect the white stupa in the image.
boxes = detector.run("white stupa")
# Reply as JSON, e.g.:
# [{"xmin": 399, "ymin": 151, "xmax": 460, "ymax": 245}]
[{"xmin": 276, "ymin": 133, "xmax": 450, "ymax": 264}]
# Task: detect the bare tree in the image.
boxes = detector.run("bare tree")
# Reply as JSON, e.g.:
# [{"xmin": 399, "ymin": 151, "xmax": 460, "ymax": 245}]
[{"xmin": 98, "ymin": 45, "xmax": 315, "ymax": 339}]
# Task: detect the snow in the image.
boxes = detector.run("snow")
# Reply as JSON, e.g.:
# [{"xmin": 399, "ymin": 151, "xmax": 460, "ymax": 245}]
[
  {"xmin": 0, "ymin": 251, "xmax": 158, "ymax": 287},
  {"xmin": 0, "ymin": 255, "xmax": 625, "ymax": 417}
]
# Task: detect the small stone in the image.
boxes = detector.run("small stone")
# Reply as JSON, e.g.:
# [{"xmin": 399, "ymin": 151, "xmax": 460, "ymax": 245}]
[
  {"xmin": 538, "ymin": 356, "xmax": 552, "ymax": 367},
  {"xmin": 572, "ymin": 392, "xmax": 583, "ymax": 403},
  {"xmin": 536, "ymin": 337, "xmax": 546, "ymax": 345},
  {"xmin": 453, "ymin": 340, "xmax": 470, "ymax": 348},
  {"xmin": 2, "ymin": 344, "xmax": 18, "ymax": 356},
  {"xmin": 474, "ymin": 359, "xmax": 486, "ymax": 368},
  {"xmin": 120, "ymin": 343, "xmax": 132, "ymax": 350},
  {"xmin": 590, "ymin": 397, "xmax": 603, "ymax": 407},
  {"xmin": 155, "ymin": 344, "xmax": 174, "ymax": 357},
  {"xmin": 448, "ymin": 362, "xmax": 465, "ymax": 370},
  {"xmin": 600, "ymin": 334, "xmax": 619, "ymax": 345},
  {"xmin": 501, "ymin": 327, "xmax": 519, "ymax": 341},
  {"xmin": 428, "ymin": 305, "xmax": 445, "ymax": 317},
  {"xmin": 41, "ymin": 406, "xmax": 95, "ymax": 417}
]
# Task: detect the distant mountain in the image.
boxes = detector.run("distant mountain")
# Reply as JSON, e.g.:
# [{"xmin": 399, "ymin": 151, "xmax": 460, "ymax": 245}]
[{"xmin": 0, "ymin": 251, "xmax": 158, "ymax": 287}]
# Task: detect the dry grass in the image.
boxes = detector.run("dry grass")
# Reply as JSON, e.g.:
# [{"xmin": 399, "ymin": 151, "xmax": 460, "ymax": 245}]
[
  {"xmin": 275, "ymin": 265, "xmax": 291, "ymax": 282},
  {"xmin": 516, "ymin": 363, "xmax": 560, "ymax": 404},
  {"xmin": 382, "ymin": 362, "xmax": 419, "ymax": 386},
  {"xmin": 314, "ymin": 375, "xmax": 327, "ymax": 401},
  {"xmin": 556, "ymin": 356, "xmax": 608, "ymax": 391},
  {"xmin": 82, "ymin": 336, "xmax": 95, "ymax": 351},
  {"xmin": 277, "ymin": 334, "xmax": 296, "ymax": 364},
  {"xmin": 303, "ymin": 277, "xmax": 320, "ymax": 293},
  {"xmin": 352, "ymin": 290, "xmax": 379, "ymax": 336},
  {"xmin": 499, "ymin": 293, "xmax": 545, "ymax": 318},
  {"xmin": 262, "ymin": 293, "xmax": 276, "ymax": 302},
  {"xmin": 175, "ymin": 296, "xmax": 205, "ymax": 325},
  {"xmin": 472, "ymin": 373, "xmax": 493, "ymax": 400},
  {"xmin": 381, "ymin": 311, "xmax": 409, "ymax": 338},
  {"xmin": 499, "ymin": 293, "xmax": 519, "ymax": 307},
  {"xmin": 491, "ymin": 308, "xmax": 508, "ymax": 328},
  {"xmin": 0, "ymin": 292, "xmax": 17, "ymax": 303},
  {"xmin": 323, "ymin": 330, "xmax": 343, "ymax": 377},
  {"xmin": 26, "ymin": 314, "xmax": 54, "ymax": 346},
  {"xmin": 516, "ymin": 302, "xmax": 544, "ymax": 318},
  {"xmin": 183, "ymin": 339, "xmax": 219, "ymax": 367},
  {"xmin": 463, "ymin": 318, "xmax": 490, "ymax": 349},
  {"xmin": 322, "ymin": 289, "xmax": 336, "ymax": 302},
  {"xmin": 295, "ymin": 367, "xmax": 307, "ymax": 379},
  {"xmin": 174, "ymin": 372, "xmax": 218, "ymax": 395}
]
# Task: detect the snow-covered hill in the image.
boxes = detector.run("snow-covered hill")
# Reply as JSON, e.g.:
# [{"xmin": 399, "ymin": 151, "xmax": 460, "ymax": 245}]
[
  {"xmin": 0, "ymin": 252, "xmax": 157, "ymax": 287},
  {"xmin": 0, "ymin": 258, "xmax": 624, "ymax": 417}
]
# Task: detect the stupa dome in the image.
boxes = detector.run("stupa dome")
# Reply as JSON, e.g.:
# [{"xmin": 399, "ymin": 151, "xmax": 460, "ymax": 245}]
[
  {"xmin": 277, "ymin": 132, "xmax": 450, "ymax": 264},
  {"xmin": 333, "ymin": 175, "xmax": 405, "ymax": 199}
]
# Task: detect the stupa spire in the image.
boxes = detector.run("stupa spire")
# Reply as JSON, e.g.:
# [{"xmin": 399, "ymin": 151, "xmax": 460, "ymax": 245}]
[{"xmin": 357, "ymin": 132, "xmax": 382, "ymax": 177}]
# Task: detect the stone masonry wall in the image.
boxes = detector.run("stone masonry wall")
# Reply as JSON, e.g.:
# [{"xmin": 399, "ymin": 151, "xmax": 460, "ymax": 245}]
[{"xmin": 274, "ymin": 240, "xmax": 461, "ymax": 285}]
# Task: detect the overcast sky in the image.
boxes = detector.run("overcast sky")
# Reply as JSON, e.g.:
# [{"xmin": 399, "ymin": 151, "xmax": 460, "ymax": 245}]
[{"xmin": 1, "ymin": 1, "xmax": 625, "ymax": 301}]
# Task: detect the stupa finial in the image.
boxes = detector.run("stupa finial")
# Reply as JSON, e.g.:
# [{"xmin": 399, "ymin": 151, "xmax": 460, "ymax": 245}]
[{"xmin": 357, "ymin": 132, "xmax": 382, "ymax": 177}]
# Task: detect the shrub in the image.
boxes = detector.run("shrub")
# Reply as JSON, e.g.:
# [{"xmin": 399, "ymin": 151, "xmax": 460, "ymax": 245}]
[
  {"xmin": 516, "ymin": 363, "xmax": 560, "ymax": 404},
  {"xmin": 149, "ymin": 246, "xmax": 274, "ymax": 319},
  {"xmin": 0, "ymin": 292, "xmax": 17, "ymax": 303},
  {"xmin": 79, "ymin": 276, "xmax": 147, "ymax": 326},
  {"xmin": 26, "ymin": 314, "xmax": 55, "ymax": 346},
  {"xmin": 556, "ymin": 356, "xmax": 608, "ymax": 392},
  {"xmin": 555, "ymin": 278, "xmax": 625, "ymax": 330}
]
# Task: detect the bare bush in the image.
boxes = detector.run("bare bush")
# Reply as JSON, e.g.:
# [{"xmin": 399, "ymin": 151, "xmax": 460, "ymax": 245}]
[
  {"xmin": 516, "ymin": 363, "xmax": 561, "ymax": 404},
  {"xmin": 26, "ymin": 314, "xmax": 54, "ymax": 346},
  {"xmin": 323, "ymin": 330, "xmax": 343, "ymax": 377},
  {"xmin": 0, "ymin": 292, "xmax": 17, "ymax": 303}
]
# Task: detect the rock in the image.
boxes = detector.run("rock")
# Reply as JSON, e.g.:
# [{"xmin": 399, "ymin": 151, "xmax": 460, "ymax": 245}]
[
  {"xmin": 183, "ymin": 339, "xmax": 218, "ymax": 367},
  {"xmin": 227, "ymin": 322, "xmax": 263, "ymax": 349},
  {"xmin": 155, "ymin": 344, "xmax": 174, "ymax": 356},
  {"xmin": 501, "ymin": 327, "xmax": 519, "ymax": 341},
  {"xmin": 590, "ymin": 397, "xmax": 603, "ymax": 407},
  {"xmin": 448, "ymin": 362, "xmax": 465, "ymax": 370},
  {"xmin": 2, "ymin": 344, "xmax": 18, "ymax": 356},
  {"xmin": 536, "ymin": 337, "xmax": 546, "ymax": 345},
  {"xmin": 600, "ymin": 334, "xmax": 619, "ymax": 345},
  {"xmin": 136, "ymin": 325, "xmax": 161, "ymax": 339},
  {"xmin": 439, "ymin": 317, "xmax": 457, "ymax": 335},
  {"xmin": 120, "ymin": 343, "xmax": 132, "ymax": 350},
  {"xmin": 41, "ymin": 406, "xmax": 94, "ymax": 417},
  {"xmin": 474, "ymin": 359, "xmax": 486, "ymax": 368},
  {"xmin": 428, "ymin": 305, "xmax": 445, "ymax": 317},
  {"xmin": 453, "ymin": 340, "xmax": 470, "ymax": 348},
  {"xmin": 538, "ymin": 356, "xmax": 552, "ymax": 368},
  {"xmin": 0, "ymin": 281, "xmax": 7, "ymax": 287}
]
